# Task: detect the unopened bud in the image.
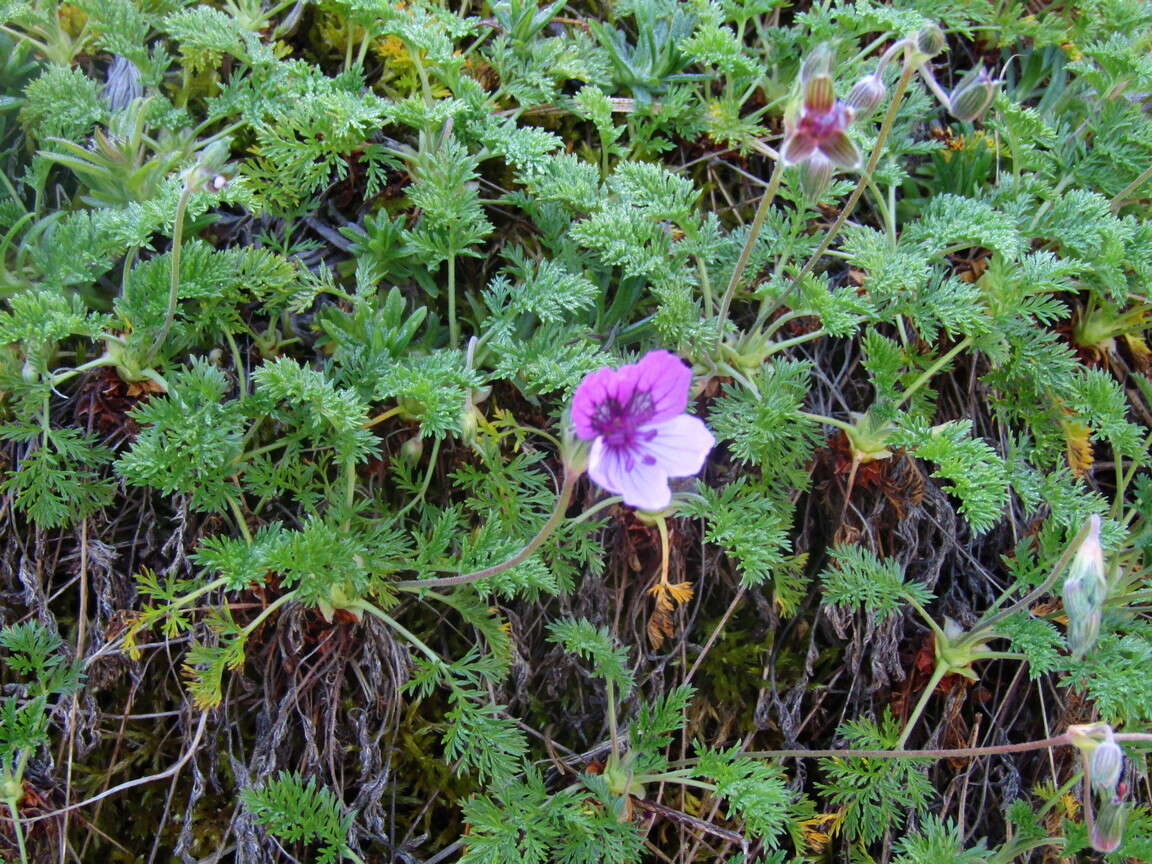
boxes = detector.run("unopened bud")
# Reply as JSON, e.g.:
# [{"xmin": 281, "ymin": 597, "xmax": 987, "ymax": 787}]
[
  {"xmin": 459, "ymin": 404, "xmax": 480, "ymax": 444},
  {"xmin": 798, "ymin": 154, "xmax": 833, "ymax": 202},
  {"xmin": 915, "ymin": 24, "xmax": 947, "ymax": 58},
  {"xmin": 1089, "ymin": 730, "xmax": 1124, "ymax": 794},
  {"xmin": 102, "ymin": 54, "xmax": 142, "ymax": 111},
  {"xmin": 561, "ymin": 423, "xmax": 590, "ymax": 477},
  {"xmin": 948, "ymin": 66, "xmax": 998, "ymax": 122},
  {"xmin": 399, "ymin": 435, "xmax": 424, "ymax": 465},
  {"xmin": 1091, "ymin": 798, "xmax": 1127, "ymax": 853},
  {"xmin": 845, "ymin": 74, "xmax": 886, "ymax": 115},
  {"xmin": 1063, "ymin": 515, "xmax": 1107, "ymax": 660}
]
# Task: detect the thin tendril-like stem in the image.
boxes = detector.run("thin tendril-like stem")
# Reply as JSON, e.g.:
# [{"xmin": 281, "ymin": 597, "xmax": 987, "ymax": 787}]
[
  {"xmin": 395, "ymin": 468, "xmax": 578, "ymax": 589},
  {"xmin": 149, "ymin": 175, "xmax": 197, "ymax": 366}
]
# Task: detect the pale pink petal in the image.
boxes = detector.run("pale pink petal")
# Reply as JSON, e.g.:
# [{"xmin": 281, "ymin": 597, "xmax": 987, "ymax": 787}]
[
  {"xmin": 571, "ymin": 365, "xmax": 617, "ymax": 440},
  {"xmin": 636, "ymin": 414, "xmax": 714, "ymax": 478},
  {"xmin": 631, "ymin": 350, "xmax": 691, "ymax": 422},
  {"xmin": 588, "ymin": 437, "xmax": 672, "ymax": 511}
]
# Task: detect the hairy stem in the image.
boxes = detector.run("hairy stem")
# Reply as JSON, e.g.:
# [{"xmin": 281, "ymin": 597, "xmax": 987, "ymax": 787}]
[
  {"xmin": 715, "ymin": 158, "xmax": 784, "ymax": 336},
  {"xmin": 896, "ymin": 662, "xmax": 948, "ymax": 748},
  {"xmin": 3, "ymin": 796, "xmax": 28, "ymax": 864}
]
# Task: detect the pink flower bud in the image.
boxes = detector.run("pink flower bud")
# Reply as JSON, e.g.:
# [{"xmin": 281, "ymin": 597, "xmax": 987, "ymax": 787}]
[
  {"xmin": 845, "ymin": 74, "xmax": 886, "ymax": 116},
  {"xmin": 1091, "ymin": 798, "xmax": 1127, "ymax": 853}
]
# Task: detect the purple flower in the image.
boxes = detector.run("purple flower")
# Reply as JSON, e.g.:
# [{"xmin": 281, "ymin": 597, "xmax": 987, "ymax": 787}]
[{"xmin": 571, "ymin": 350, "xmax": 714, "ymax": 511}]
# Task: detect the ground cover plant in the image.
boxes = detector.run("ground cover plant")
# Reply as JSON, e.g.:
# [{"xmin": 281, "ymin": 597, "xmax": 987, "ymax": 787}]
[{"xmin": 1, "ymin": 0, "xmax": 1151, "ymax": 860}]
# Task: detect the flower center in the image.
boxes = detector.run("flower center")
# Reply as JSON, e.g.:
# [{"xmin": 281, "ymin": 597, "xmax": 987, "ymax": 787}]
[
  {"xmin": 797, "ymin": 101, "xmax": 852, "ymax": 142},
  {"xmin": 592, "ymin": 389, "xmax": 657, "ymax": 448}
]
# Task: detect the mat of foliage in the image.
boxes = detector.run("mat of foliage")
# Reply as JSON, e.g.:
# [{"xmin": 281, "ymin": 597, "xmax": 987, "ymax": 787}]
[{"xmin": 1, "ymin": 0, "xmax": 1151, "ymax": 861}]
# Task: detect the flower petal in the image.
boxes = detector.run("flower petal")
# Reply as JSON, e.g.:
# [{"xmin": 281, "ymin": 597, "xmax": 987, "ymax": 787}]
[
  {"xmin": 637, "ymin": 414, "xmax": 715, "ymax": 478},
  {"xmin": 588, "ymin": 437, "xmax": 672, "ymax": 511},
  {"xmin": 631, "ymin": 350, "xmax": 692, "ymax": 423},
  {"xmin": 781, "ymin": 132, "xmax": 818, "ymax": 166},
  {"xmin": 819, "ymin": 130, "xmax": 861, "ymax": 169},
  {"xmin": 571, "ymin": 365, "xmax": 618, "ymax": 440}
]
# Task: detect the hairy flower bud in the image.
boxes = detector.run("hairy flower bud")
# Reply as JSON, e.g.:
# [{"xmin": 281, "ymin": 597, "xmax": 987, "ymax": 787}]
[
  {"xmin": 798, "ymin": 154, "xmax": 834, "ymax": 201},
  {"xmin": 1090, "ymin": 729, "xmax": 1124, "ymax": 794},
  {"xmin": 103, "ymin": 55, "xmax": 142, "ymax": 111},
  {"xmin": 948, "ymin": 66, "xmax": 998, "ymax": 121},
  {"xmin": 845, "ymin": 74, "xmax": 886, "ymax": 116},
  {"xmin": 1063, "ymin": 515, "xmax": 1107, "ymax": 660},
  {"xmin": 399, "ymin": 434, "xmax": 424, "ymax": 465},
  {"xmin": 800, "ymin": 41, "xmax": 836, "ymax": 84},
  {"xmin": 915, "ymin": 24, "xmax": 947, "ymax": 58},
  {"xmin": 1091, "ymin": 798, "xmax": 1128, "ymax": 853}
]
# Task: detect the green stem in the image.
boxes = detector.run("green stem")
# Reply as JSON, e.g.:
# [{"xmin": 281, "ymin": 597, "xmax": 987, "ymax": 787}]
[
  {"xmin": 395, "ymin": 468, "xmax": 579, "ymax": 589},
  {"xmin": 760, "ymin": 308, "xmax": 809, "ymax": 341},
  {"xmin": 225, "ymin": 495, "xmax": 253, "ymax": 545},
  {"xmin": 896, "ymin": 662, "xmax": 948, "ymax": 748},
  {"xmin": 606, "ymin": 678, "xmax": 620, "ymax": 761},
  {"xmin": 697, "ymin": 255, "xmax": 714, "ymax": 318},
  {"xmin": 447, "ymin": 251, "xmax": 459, "ymax": 347},
  {"xmin": 764, "ymin": 327, "xmax": 827, "ymax": 356},
  {"xmin": 356, "ymin": 602, "xmax": 441, "ymax": 664},
  {"xmin": 241, "ymin": 591, "xmax": 297, "ymax": 637},
  {"xmin": 905, "ymin": 595, "xmax": 946, "ymax": 640},
  {"xmin": 1109, "ymin": 160, "xmax": 1152, "ymax": 213},
  {"xmin": 149, "ymin": 174, "xmax": 197, "ymax": 365},
  {"xmin": 223, "ymin": 330, "xmax": 247, "ymax": 398},
  {"xmin": 896, "ymin": 336, "xmax": 973, "ymax": 409},
  {"xmin": 796, "ymin": 410, "xmax": 856, "ymax": 435},
  {"xmin": 566, "ymin": 496, "xmax": 623, "ymax": 526},
  {"xmin": 715, "ymin": 158, "xmax": 784, "ymax": 336},
  {"xmin": 48, "ymin": 354, "xmax": 117, "ymax": 388},
  {"xmin": 4, "ymin": 797, "xmax": 28, "ymax": 864},
  {"xmin": 393, "ymin": 436, "xmax": 441, "ymax": 521}
]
